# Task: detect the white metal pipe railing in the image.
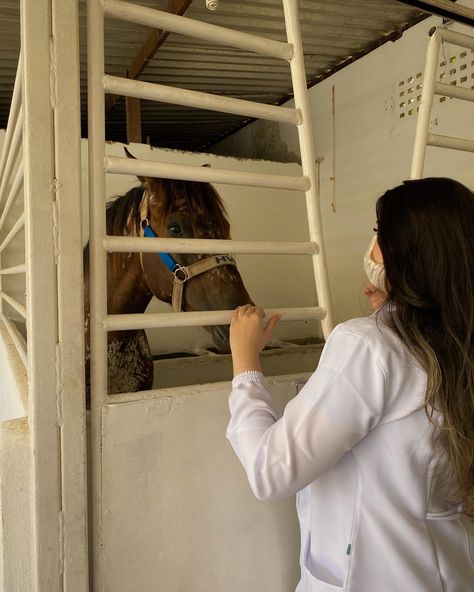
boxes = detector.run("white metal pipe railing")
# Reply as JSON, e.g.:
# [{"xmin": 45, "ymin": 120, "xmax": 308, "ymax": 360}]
[
  {"xmin": 0, "ymin": 264, "xmax": 26, "ymax": 275},
  {"xmin": 105, "ymin": 307, "xmax": 325, "ymax": 332},
  {"xmin": 104, "ymin": 0, "xmax": 293, "ymax": 61},
  {"xmin": 427, "ymin": 132, "xmax": 474, "ymax": 152},
  {"xmin": 0, "ymin": 213, "xmax": 25, "ymax": 253},
  {"xmin": 411, "ymin": 30, "xmax": 442, "ymax": 179},
  {"xmin": 282, "ymin": 0, "xmax": 333, "ymax": 339},
  {"xmin": 104, "ymin": 156, "xmax": 311, "ymax": 191},
  {"xmin": 105, "ymin": 236, "xmax": 319, "ymax": 255},
  {"xmin": 0, "ymin": 54, "xmax": 22, "ymax": 192},
  {"xmin": 104, "ymin": 75, "xmax": 301, "ymax": 126},
  {"xmin": 437, "ymin": 27, "xmax": 474, "ymax": 50},
  {"xmin": 0, "ymin": 109, "xmax": 23, "ymax": 205},
  {"xmin": 434, "ymin": 81, "xmax": 474, "ymax": 102},
  {"xmin": 88, "ymin": 0, "xmax": 108, "ymax": 589},
  {"xmin": 0, "ymin": 161, "xmax": 24, "ymax": 231},
  {"xmin": 0, "ymin": 291, "xmax": 27, "ymax": 319},
  {"xmin": 0, "ymin": 313, "xmax": 27, "ymax": 368},
  {"xmin": 90, "ymin": 1, "xmax": 334, "ymax": 586}
]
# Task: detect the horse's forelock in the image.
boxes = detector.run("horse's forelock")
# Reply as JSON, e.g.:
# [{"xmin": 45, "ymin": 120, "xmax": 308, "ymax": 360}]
[
  {"xmin": 105, "ymin": 179, "xmax": 230, "ymax": 239},
  {"xmin": 154, "ymin": 179, "xmax": 230, "ymax": 237}
]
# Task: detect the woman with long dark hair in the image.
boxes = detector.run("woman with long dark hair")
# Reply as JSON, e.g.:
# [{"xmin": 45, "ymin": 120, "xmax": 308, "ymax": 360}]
[{"xmin": 227, "ymin": 177, "xmax": 474, "ymax": 591}]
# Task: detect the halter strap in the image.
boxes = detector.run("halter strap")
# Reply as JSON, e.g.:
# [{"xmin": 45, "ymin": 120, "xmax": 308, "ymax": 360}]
[{"xmin": 138, "ymin": 190, "xmax": 237, "ymax": 312}]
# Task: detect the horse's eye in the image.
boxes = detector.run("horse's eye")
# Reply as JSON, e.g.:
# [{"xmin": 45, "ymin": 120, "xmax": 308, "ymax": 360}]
[{"xmin": 168, "ymin": 223, "xmax": 182, "ymax": 236}]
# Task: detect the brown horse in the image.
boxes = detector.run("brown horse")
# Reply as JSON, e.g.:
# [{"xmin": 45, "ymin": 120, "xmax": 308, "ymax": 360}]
[{"xmin": 84, "ymin": 163, "xmax": 252, "ymax": 396}]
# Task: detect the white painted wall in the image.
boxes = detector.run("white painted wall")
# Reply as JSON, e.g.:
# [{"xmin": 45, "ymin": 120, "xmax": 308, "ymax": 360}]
[
  {"xmin": 213, "ymin": 10, "xmax": 474, "ymax": 326},
  {"xmin": 101, "ymin": 374, "xmax": 304, "ymax": 592}
]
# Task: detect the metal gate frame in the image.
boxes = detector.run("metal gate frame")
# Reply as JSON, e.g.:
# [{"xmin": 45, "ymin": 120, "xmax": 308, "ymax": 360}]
[
  {"xmin": 0, "ymin": 0, "xmax": 88, "ymax": 590},
  {"xmin": 411, "ymin": 26, "xmax": 474, "ymax": 178},
  {"xmin": 87, "ymin": 0, "xmax": 334, "ymax": 589}
]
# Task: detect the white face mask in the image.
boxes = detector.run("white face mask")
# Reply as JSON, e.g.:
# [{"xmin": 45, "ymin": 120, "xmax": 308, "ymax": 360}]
[{"xmin": 364, "ymin": 235, "xmax": 387, "ymax": 294}]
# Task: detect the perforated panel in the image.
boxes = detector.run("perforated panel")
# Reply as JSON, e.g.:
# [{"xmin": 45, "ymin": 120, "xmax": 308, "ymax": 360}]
[{"xmin": 397, "ymin": 46, "xmax": 474, "ymax": 119}]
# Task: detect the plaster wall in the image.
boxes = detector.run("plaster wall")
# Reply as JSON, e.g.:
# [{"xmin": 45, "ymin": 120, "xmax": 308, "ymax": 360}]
[
  {"xmin": 213, "ymin": 11, "xmax": 474, "ymax": 326},
  {"xmin": 101, "ymin": 374, "xmax": 305, "ymax": 592}
]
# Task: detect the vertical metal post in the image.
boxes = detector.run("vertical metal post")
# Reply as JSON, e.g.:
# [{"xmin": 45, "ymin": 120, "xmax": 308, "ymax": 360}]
[
  {"xmin": 411, "ymin": 30, "xmax": 441, "ymax": 179},
  {"xmin": 88, "ymin": 0, "xmax": 108, "ymax": 588},
  {"xmin": 51, "ymin": 0, "xmax": 89, "ymax": 588},
  {"xmin": 21, "ymin": 0, "xmax": 62, "ymax": 589},
  {"xmin": 282, "ymin": 0, "xmax": 334, "ymax": 338}
]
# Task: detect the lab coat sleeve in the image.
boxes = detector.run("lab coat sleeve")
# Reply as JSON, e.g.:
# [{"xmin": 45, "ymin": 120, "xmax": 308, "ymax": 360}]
[{"xmin": 226, "ymin": 324, "xmax": 387, "ymax": 501}]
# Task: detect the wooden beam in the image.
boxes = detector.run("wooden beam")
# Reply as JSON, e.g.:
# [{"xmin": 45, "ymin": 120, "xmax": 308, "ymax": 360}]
[
  {"xmin": 126, "ymin": 95, "xmax": 142, "ymax": 143},
  {"xmin": 105, "ymin": 0, "xmax": 195, "ymax": 114}
]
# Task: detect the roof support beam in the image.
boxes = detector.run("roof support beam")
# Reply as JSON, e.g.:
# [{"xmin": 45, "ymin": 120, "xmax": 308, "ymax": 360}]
[
  {"xmin": 126, "ymin": 95, "xmax": 142, "ymax": 143},
  {"xmin": 395, "ymin": 1, "xmax": 474, "ymax": 27},
  {"xmin": 105, "ymin": 0, "xmax": 194, "ymax": 114}
]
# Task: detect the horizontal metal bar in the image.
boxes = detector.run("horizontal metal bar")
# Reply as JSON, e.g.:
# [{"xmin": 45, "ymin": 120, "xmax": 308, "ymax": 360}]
[
  {"xmin": 436, "ymin": 27, "xmax": 474, "ymax": 50},
  {"xmin": 428, "ymin": 132, "xmax": 474, "ymax": 152},
  {"xmin": 0, "ymin": 312, "xmax": 27, "ymax": 368},
  {"xmin": 0, "ymin": 292, "xmax": 27, "ymax": 319},
  {"xmin": 0, "ymin": 213, "xmax": 25, "ymax": 253},
  {"xmin": 434, "ymin": 81, "xmax": 474, "ymax": 103},
  {"xmin": 105, "ymin": 307, "xmax": 325, "ymax": 331},
  {"xmin": 104, "ymin": 236, "xmax": 318, "ymax": 255},
  {"xmin": 104, "ymin": 0, "xmax": 293, "ymax": 61},
  {"xmin": 104, "ymin": 75, "xmax": 301, "ymax": 125},
  {"xmin": 104, "ymin": 156, "xmax": 310, "ymax": 192},
  {"xmin": 0, "ymin": 161, "xmax": 24, "ymax": 231},
  {"xmin": 0, "ymin": 264, "xmax": 26, "ymax": 275}
]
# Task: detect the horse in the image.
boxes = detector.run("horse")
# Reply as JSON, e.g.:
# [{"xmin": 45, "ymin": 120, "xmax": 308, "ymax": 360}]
[{"xmin": 84, "ymin": 154, "xmax": 252, "ymax": 396}]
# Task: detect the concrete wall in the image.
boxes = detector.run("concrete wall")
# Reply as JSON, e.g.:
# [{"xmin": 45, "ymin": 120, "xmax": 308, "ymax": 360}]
[{"xmin": 101, "ymin": 374, "xmax": 307, "ymax": 592}]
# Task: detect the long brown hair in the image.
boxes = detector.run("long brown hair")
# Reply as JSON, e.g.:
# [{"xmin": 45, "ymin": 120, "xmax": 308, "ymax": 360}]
[{"xmin": 376, "ymin": 177, "xmax": 474, "ymax": 518}]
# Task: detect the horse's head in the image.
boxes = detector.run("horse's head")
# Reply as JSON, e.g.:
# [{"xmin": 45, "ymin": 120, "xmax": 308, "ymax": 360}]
[{"xmin": 126, "ymin": 150, "xmax": 253, "ymax": 353}]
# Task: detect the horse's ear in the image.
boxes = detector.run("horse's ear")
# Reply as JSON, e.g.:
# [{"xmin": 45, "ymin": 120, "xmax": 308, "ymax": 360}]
[{"xmin": 124, "ymin": 146, "xmax": 147, "ymax": 185}]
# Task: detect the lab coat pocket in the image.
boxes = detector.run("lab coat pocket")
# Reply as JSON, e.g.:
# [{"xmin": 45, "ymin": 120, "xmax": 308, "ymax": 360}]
[
  {"xmin": 300, "ymin": 535, "xmax": 344, "ymax": 592},
  {"xmin": 425, "ymin": 509, "xmax": 474, "ymax": 587}
]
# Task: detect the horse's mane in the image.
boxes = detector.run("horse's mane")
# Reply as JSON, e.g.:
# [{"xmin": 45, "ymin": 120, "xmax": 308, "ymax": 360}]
[
  {"xmin": 105, "ymin": 179, "xmax": 229, "ymax": 237},
  {"xmin": 106, "ymin": 185, "xmax": 144, "ymax": 236}
]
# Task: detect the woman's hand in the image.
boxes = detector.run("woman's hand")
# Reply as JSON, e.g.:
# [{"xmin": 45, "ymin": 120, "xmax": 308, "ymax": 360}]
[
  {"xmin": 230, "ymin": 305, "xmax": 281, "ymax": 376},
  {"xmin": 364, "ymin": 283, "xmax": 387, "ymax": 311}
]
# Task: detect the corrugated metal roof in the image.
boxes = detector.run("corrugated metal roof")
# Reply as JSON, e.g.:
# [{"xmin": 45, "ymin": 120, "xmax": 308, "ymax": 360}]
[{"xmin": 1, "ymin": 0, "xmax": 427, "ymax": 151}]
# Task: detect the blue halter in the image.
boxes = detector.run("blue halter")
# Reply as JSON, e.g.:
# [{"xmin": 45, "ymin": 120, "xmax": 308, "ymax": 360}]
[{"xmin": 142, "ymin": 222, "xmax": 180, "ymax": 274}]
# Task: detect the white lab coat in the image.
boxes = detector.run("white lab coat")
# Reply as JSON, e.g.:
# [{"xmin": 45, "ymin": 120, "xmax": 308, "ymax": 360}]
[{"xmin": 226, "ymin": 314, "xmax": 474, "ymax": 592}]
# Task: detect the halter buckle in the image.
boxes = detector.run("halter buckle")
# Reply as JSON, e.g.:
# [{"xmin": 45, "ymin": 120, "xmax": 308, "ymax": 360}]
[{"xmin": 173, "ymin": 265, "xmax": 190, "ymax": 283}]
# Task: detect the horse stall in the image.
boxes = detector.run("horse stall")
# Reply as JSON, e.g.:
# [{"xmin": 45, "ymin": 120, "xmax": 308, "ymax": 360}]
[{"xmin": 2, "ymin": 0, "xmax": 474, "ymax": 591}]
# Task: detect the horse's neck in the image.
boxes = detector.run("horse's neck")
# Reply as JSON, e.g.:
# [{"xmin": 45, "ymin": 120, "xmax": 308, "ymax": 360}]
[{"xmin": 107, "ymin": 252, "xmax": 153, "ymax": 315}]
